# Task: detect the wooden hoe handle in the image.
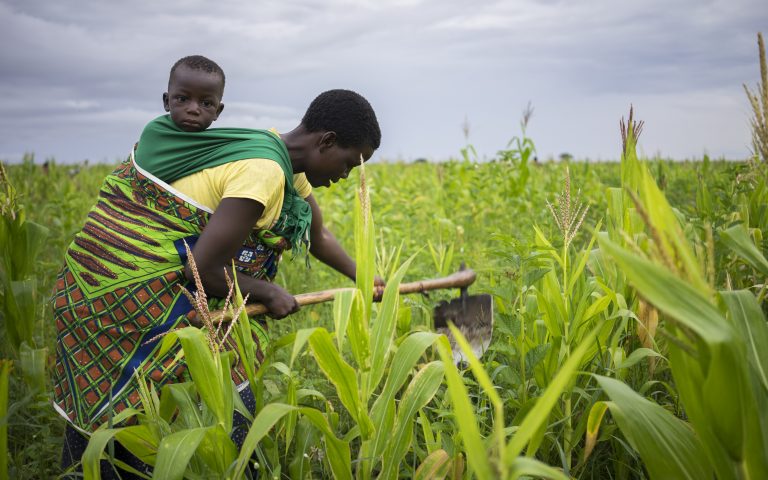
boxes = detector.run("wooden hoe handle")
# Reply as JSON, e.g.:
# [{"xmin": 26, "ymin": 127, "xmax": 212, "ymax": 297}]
[{"xmin": 212, "ymin": 268, "xmax": 477, "ymax": 321}]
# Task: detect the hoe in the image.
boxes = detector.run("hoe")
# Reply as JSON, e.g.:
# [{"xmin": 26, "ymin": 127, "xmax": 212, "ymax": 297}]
[{"xmin": 204, "ymin": 266, "xmax": 494, "ymax": 361}]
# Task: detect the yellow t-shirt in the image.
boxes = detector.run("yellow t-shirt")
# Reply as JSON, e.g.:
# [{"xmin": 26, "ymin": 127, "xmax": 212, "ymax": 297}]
[{"xmin": 171, "ymin": 158, "xmax": 312, "ymax": 230}]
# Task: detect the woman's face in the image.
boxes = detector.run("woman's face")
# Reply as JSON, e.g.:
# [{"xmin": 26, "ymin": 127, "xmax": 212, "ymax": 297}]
[{"xmin": 305, "ymin": 135, "xmax": 374, "ymax": 188}]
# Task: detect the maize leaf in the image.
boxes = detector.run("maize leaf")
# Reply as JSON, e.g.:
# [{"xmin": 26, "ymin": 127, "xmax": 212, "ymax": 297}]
[
  {"xmin": 594, "ymin": 375, "xmax": 711, "ymax": 480},
  {"xmin": 600, "ymin": 236, "xmax": 762, "ymax": 477},
  {"xmin": 509, "ymin": 456, "xmax": 569, "ymax": 480},
  {"xmin": 83, "ymin": 426, "xmax": 152, "ymax": 480},
  {"xmin": 333, "ymin": 289, "xmax": 356, "ymax": 352},
  {"xmin": 583, "ymin": 401, "xmax": 608, "ymax": 462},
  {"xmin": 449, "ymin": 322, "xmax": 507, "ymax": 472},
  {"xmin": 0, "ymin": 360, "xmax": 11, "ymax": 480},
  {"xmin": 161, "ymin": 328, "xmax": 233, "ymax": 431},
  {"xmin": 354, "ymin": 163, "xmax": 375, "ymax": 323},
  {"xmin": 721, "ymin": 290, "xmax": 768, "ymax": 477},
  {"xmin": 369, "ymin": 255, "xmax": 414, "ymax": 394},
  {"xmin": 113, "ymin": 424, "xmax": 159, "ymax": 466},
  {"xmin": 307, "ymin": 328, "xmax": 374, "ymax": 438},
  {"xmin": 380, "ymin": 361, "xmax": 445, "ymax": 480},
  {"xmin": 153, "ymin": 427, "xmax": 209, "ymax": 480},
  {"xmin": 720, "ymin": 225, "xmax": 768, "ymax": 277},
  {"xmin": 436, "ymin": 335, "xmax": 494, "ymax": 479},
  {"xmin": 18, "ymin": 343, "xmax": 46, "ymax": 395},
  {"xmin": 414, "ymin": 449, "xmax": 452, "ymax": 480},
  {"xmin": 197, "ymin": 425, "xmax": 238, "ymax": 475}
]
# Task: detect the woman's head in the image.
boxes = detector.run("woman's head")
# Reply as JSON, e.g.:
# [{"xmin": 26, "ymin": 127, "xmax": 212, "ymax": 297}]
[
  {"xmin": 301, "ymin": 89, "xmax": 381, "ymax": 150},
  {"xmin": 299, "ymin": 89, "xmax": 381, "ymax": 188}
]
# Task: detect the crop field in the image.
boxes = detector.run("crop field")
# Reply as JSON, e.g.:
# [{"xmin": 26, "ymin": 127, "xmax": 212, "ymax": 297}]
[
  {"xmin": 1, "ymin": 35, "xmax": 767, "ymax": 480},
  {"xmin": 2, "ymin": 127, "xmax": 768, "ymax": 479}
]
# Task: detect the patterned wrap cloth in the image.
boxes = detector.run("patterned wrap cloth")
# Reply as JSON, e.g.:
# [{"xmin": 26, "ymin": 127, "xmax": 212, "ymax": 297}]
[{"xmin": 52, "ymin": 154, "xmax": 285, "ymax": 431}]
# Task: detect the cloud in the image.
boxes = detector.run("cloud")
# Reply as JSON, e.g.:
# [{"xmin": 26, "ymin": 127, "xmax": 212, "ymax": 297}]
[
  {"xmin": 1, "ymin": 0, "xmax": 766, "ymax": 163},
  {"xmin": 215, "ymin": 101, "xmax": 301, "ymax": 132}
]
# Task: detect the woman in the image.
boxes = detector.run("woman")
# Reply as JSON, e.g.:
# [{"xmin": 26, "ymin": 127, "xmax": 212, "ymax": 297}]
[{"xmin": 54, "ymin": 88, "xmax": 381, "ymax": 477}]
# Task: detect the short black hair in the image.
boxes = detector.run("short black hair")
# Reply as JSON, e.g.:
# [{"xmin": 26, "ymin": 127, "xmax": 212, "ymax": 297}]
[
  {"xmin": 301, "ymin": 89, "xmax": 381, "ymax": 150},
  {"xmin": 169, "ymin": 55, "xmax": 225, "ymax": 87}
]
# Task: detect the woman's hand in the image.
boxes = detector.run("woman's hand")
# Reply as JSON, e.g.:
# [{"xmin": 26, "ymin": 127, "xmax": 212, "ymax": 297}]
[
  {"xmin": 373, "ymin": 275, "xmax": 386, "ymax": 302},
  {"xmin": 262, "ymin": 283, "xmax": 300, "ymax": 319}
]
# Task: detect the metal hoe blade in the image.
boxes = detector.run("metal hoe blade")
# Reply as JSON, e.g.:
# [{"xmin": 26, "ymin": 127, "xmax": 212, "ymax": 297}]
[{"xmin": 433, "ymin": 285, "xmax": 494, "ymax": 365}]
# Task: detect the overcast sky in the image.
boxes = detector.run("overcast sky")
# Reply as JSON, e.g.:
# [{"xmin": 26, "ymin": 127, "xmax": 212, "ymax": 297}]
[{"xmin": 1, "ymin": 0, "xmax": 766, "ymax": 164}]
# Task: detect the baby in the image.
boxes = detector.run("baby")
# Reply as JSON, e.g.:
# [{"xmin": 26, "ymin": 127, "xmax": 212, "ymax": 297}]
[
  {"xmin": 162, "ymin": 55, "xmax": 225, "ymax": 132},
  {"xmin": 133, "ymin": 55, "xmax": 229, "ymax": 177}
]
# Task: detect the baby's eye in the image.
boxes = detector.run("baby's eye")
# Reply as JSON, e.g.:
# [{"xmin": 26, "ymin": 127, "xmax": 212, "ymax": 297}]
[
  {"xmin": 202, "ymin": 100, "xmax": 214, "ymax": 108},
  {"xmin": 175, "ymin": 95, "xmax": 187, "ymax": 102}
]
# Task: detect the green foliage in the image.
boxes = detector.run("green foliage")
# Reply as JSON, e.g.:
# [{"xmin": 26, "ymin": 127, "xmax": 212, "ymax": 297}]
[
  {"xmin": 593, "ymin": 375, "xmax": 711, "ymax": 479},
  {"xmin": 2, "ymin": 104, "xmax": 768, "ymax": 479},
  {"xmin": 595, "ymin": 110, "xmax": 768, "ymax": 479},
  {"xmin": 0, "ymin": 360, "xmax": 11, "ymax": 480},
  {"xmin": 0, "ymin": 161, "xmax": 50, "ymax": 356},
  {"xmin": 496, "ymin": 102, "xmax": 536, "ymax": 195}
]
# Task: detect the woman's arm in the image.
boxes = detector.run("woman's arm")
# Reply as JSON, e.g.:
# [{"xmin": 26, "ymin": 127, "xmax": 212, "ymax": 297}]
[
  {"xmin": 306, "ymin": 193, "xmax": 357, "ymax": 280},
  {"xmin": 184, "ymin": 197, "xmax": 299, "ymax": 319}
]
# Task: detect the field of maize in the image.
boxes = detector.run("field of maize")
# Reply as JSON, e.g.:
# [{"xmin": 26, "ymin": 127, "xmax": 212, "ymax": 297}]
[{"xmin": 1, "ymin": 33, "xmax": 767, "ymax": 480}]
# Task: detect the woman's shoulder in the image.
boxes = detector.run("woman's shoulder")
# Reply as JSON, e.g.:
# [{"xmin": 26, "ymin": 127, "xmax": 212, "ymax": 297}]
[
  {"xmin": 218, "ymin": 158, "xmax": 285, "ymax": 177},
  {"xmin": 218, "ymin": 159, "xmax": 309, "ymax": 193},
  {"xmin": 186, "ymin": 158, "xmax": 287, "ymax": 194}
]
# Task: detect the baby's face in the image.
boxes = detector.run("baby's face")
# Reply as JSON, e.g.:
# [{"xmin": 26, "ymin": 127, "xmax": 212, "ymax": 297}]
[{"xmin": 163, "ymin": 65, "xmax": 224, "ymax": 132}]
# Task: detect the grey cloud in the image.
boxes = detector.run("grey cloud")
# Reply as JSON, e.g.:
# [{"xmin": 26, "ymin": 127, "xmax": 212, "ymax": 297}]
[{"xmin": 1, "ymin": 0, "xmax": 766, "ymax": 163}]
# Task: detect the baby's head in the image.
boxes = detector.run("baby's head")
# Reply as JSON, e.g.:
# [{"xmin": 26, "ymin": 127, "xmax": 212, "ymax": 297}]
[{"xmin": 163, "ymin": 55, "xmax": 225, "ymax": 132}]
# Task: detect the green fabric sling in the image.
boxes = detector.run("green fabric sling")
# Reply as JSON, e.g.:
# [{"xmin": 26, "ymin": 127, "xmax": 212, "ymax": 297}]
[{"xmin": 134, "ymin": 115, "xmax": 312, "ymax": 253}]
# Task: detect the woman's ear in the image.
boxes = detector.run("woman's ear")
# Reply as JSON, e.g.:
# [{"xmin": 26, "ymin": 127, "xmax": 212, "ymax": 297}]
[{"xmin": 318, "ymin": 131, "xmax": 337, "ymax": 152}]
